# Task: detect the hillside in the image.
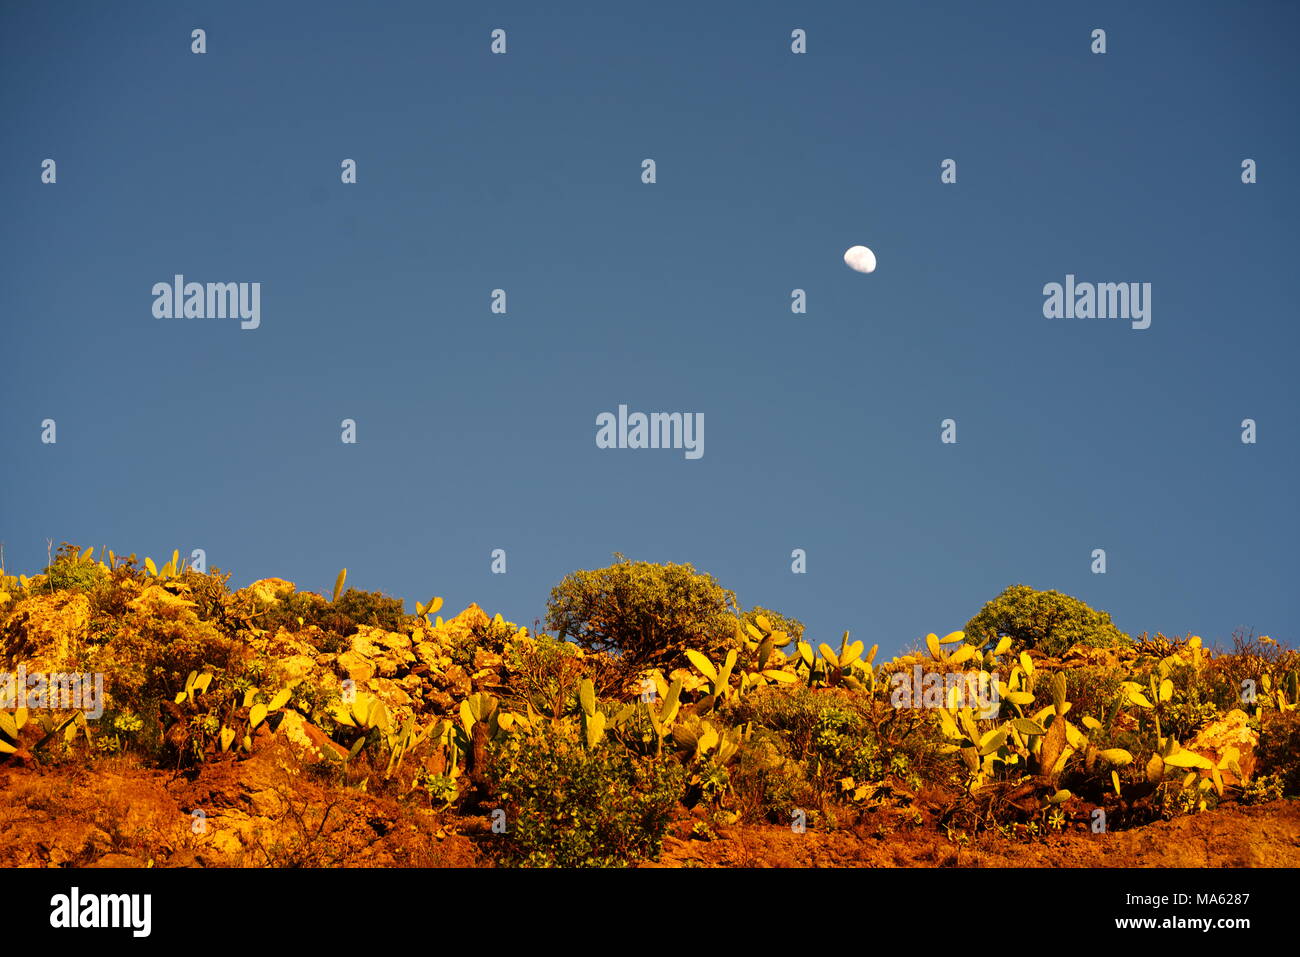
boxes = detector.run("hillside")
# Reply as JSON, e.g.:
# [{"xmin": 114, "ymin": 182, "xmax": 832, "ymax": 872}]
[{"xmin": 1, "ymin": 546, "xmax": 1296, "ymax": 868}]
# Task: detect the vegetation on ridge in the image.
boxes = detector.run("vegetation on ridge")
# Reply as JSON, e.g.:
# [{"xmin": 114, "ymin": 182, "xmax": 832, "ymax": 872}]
[{"xmin": 0, "ymin": 542, "xmax": 1296, "ymax": 867}]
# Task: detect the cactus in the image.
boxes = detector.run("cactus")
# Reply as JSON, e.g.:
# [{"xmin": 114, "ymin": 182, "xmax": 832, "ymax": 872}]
[
  {"xmin": 143, "ymin": 549, "xmax": 187, "ymax": 580},
  {"xmin": 574, "ymin": 679, "xmax": 606, "ymax": 749},
  {"xmin": 0, "ymin": 707, "xmax": 29, "ymax": 754},
  {"xmin": 671, "ymin": 715, "xmax": 748, "ymax": 766},
  {"xmin": 232, "ymin": 683, "xmax": 297, "ymax": 740},
  {"xmin": 415, "ymin": 596, "xmax": 444, "ymax": 619},
  {"xmin": 817, "ymin": 632, "xmax": 875, "ymax": 690},
  {"xmin": 1144, "ymin": 733, "xmax": 1237, "ymax": 813},
  {"xmin": 684, "ymin": 648, "xmax": 740, "ymax": 701},
  {"xmin": 639, "ymin": 676, "xmax": 685, "ymax": 754},
  {"xmin": 1259, "ymin": 668, "xmax": 1299, "ymax": 713},
  {"xmin": 174, "ymin": 670, "xmax": 213, "ymax": 706},
  {"xmin": 383, "ymin": 714, "xmax": 436, "ymax": 779}
]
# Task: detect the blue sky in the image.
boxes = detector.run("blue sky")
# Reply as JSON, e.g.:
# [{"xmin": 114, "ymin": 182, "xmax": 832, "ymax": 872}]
[{"xmin": 2, "ymin": 1, "xmax": 1296, "ymax": 655}]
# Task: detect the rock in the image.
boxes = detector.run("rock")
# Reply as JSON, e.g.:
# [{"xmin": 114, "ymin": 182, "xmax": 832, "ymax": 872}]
[
  {"xmin": 365, "ymin": 678, "xmax": 413, "ymax": 711},
  {"xmin": 86, "ymin": 853, "xmax": 146, "ymax": 868},
  {"xmin": 82, "ymin": 826, "xmax": 114, "ymax": 856},
  {"xmin": 473, "ymin": 649, "xmax": 504, "ymax": 671},
  {"xmin": 272, "ymin": 654, "xmax": 318, "ymax": 687},
  {"xmin": 378, "ymin": 632, "xmax": 413, "ymax": 652},
  {"xmin": 0, "ymin": 592, "xmax": 91, "ymax": 668},
  {"xmin": 168, "ymin": 848, "xmax": 201, "ymax": 867},
  {"xmin": 336, "ymin": 651, "xmax": 376, "ymax": 683},
  {"xmin": 414, "ymin": 642, "xmax": 450, "ymax": 671},
  {"xmin": 265, "ymin": 629, "xmax": 316, "ymax": 658},
  {"xmin": 125, "ymin": 585, "xmax": 195, "ymax": 615},
  {"xmin": 425, "ymin": 689, "xmax": 454, "ymax": 713},
  {"xmin": 444, "ymin": 665, "xmax": 472, "ymax": 697},
  {"xmin": 246, "ymin": 578, "xmax": 296, "ymax": 605},
  {"xmin": 426, "ymin": 604, "xmax": 491, "ymax": 648},
  {"xmin": 349, "ymin": 627, "xmax": 384, "ymax": 658},
  {"xmin": 208, "ymin": 828, "xmax": 244, "ymax": 857},
  {"xmin": 248, "ymin": 788, "xmax": 284, "ymax": 818},
  {"xmin": 276, "ymin": 710, "xmax": 349, "ymax": 763}
]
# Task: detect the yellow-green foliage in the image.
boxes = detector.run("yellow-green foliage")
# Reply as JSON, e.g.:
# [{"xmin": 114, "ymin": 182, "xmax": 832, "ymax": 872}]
[
  {"xmin": 486, "ymin": 718, "xmax": 685, "ymax": 867},
  {"xmin": 1, "ymin": 544, "xmax": 1292, "ymax": 859}
]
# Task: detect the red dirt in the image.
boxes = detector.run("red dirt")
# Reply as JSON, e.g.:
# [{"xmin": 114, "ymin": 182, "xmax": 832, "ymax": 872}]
[
  {"xmin": 2, "ymin": 743, "xmax": 1295, "ymax": 868},
  {"xmin": 650, "ymin": 800, "xmax": 1300, "ymax": 868}
]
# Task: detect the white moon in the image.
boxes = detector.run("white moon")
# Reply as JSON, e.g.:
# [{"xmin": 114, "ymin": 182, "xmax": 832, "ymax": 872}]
[{"xmin": 843, "ymin": 245, "xmax": 877, "ymax": 274}]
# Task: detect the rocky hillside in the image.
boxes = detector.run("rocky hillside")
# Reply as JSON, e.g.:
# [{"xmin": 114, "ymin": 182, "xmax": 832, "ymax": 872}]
[{"xmin": 1, "ymin": 546, "xmax": 1297, "ymax": 867}]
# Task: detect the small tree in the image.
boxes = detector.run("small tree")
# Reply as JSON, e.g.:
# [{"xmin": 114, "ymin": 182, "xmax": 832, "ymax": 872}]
[
  {"xmin": 964, "ymin": 584, "xmax": 1130, "ymax": 657},
  {"xmin": 545, "ymin": 555, "xmax": 740, "ymax": 674}
]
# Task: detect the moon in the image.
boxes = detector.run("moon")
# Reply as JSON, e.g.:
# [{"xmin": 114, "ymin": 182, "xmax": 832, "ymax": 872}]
[{"xmin": 843, "ymin": 245, "xmax": 877, "ymax": 274}]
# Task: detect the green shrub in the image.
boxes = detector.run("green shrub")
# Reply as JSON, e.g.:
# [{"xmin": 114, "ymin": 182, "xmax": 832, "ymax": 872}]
[
  {"xmin": 1255, "ymin": 711, "xmax": 1300, "ymax": 797},
  {"xmin": 729, "ymin": 726, "xmax": 814, "ymax": 823},
  {"xmin": 176, "ymin": 566, "xmax": 234, "ymax": 624},
  {"xmin": 1061, "ymin": 665, "xmax": 1125, "ymax": 726},
  {"xmin": 545, "ymin": 555, "xmax": 740, "ymax": 676},
  {"xmin": 965, "ymin": 585, "xmax": 1130, "ymax": 657},
  {"xmin": 257, "ymin": 590, "xmax": 329, "ymax": 633},
  {"xmin": 722, "ymin": 685, "xmax": 829, "ymax": 756},
  {"xmin": 506, "ymin": 635, "xmax": 585, "ymax": 719},
  {"xmin": 258, "ymin": 587, "xmax": 410, "ymax": 640},
  {"xmin": 1210, "ymin": 630, "xmax": 1300, "ymax": 707},
  {"xmin": 809, "ymin": 704, "xmax": 920, "ymax": 792},
  {"xmin": 433, "ymin": 611, "xmax": 519, "ymax": 674},
  {"xmin": 724, "ymin": 687, "xmax": 921, "ymax": 798},
  {"xmin": 1158, "ymin": 696, "xmax": 1222, "ymax": 743},
  {"xmin": 82, "ymin": 592, "xmax": 245, "ymax": 719},
  {"xmin": 41, "ymin": 543, "xmax": 108, "ymax": 592},
  {"xmin": 487, "ymin": 721, "xmax": 684, "ymax": 867},
  {"xmin": 1240, "ymin": 772, "xmax": 1286, "ymax": 805},
  {"xmin": 322, "ymin": 587, "xmax": 411, "ymax": 634}
]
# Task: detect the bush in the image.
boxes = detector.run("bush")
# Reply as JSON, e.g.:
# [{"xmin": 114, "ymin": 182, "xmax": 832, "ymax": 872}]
[
  {"xmin": 545, "ymin": 555, "xmax": 741, "ymax": 676},
  {"xmin": 723, "ymin": 685, "xmax": 832, "ymax": 756},
  {"xmin": 258, "ymin": 587, "xmax": 410, "ymax": 640},
  {"xmin": 1159, "ymin": 667, "xmax": 1231, "ymax": 742},
  {"xmin": 1210, "ymin": 630, "xmax": 1300, "ymax": 706},
  {"xmin": 723, "ymin": 686, "xmax": 921, "ymax": 796},
  {"xmin": 176, "ymin": 566, "xmax": 234, "ymax": 624},
  {"xmin": 487, "ymin": 721, "xmax": 685, "ymax": 867},
  {"xmin": 83, "ymin": 586, "xmax": 245, "ymax": 719},
  {"xmin": 505, "ymin": 634, "xmax": 585, "ymax": 719},
  {"xmin": 1060, "ymin": 665, "xmax": 1125, "ymax": 726},
  {"xmin": 808, "ymin": 703, "xmax": 920, "ymax": 792},
  {"xmin": 41, "ymin": 544, "xmax": 108, "ymax": 592},
  {"xmin": 965, "ymin": 585, "xmax": 1130, "ymax": 657},
  {"xmin": 1255, "ymin": 711, "xmax": 1300, "ymax": 797},
  {"xmin": 729, "ymin": 727, "xmax": 814, "ymax": 823}
]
